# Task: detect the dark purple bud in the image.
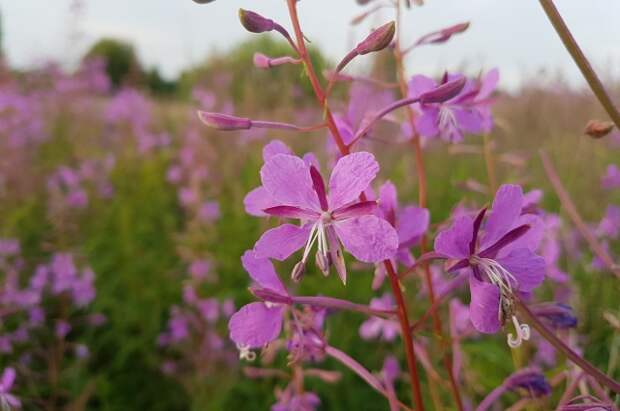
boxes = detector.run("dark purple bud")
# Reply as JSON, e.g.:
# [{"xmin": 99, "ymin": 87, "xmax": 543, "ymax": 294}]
[
  {"xmin": 355, "ymin": 21, "xmax": 396, "ymax": 55},
  {"xmin": 239, "ymin": 9, "xmax": 276, "ymax": 33},
  {"xmin": 531, "ymin": 303, "xmax": 577, "ymax": 329},
  {"xmin": 197, "ymin": 111, "xmax": 252, "ymax": 130},
  {"xmin": 291, "ymin": 261, "xmax": 305, "ymax": 282},
  {"xmin": 192, "ymin": 0, "xmax": 216, "ymax": 3},
  {"xmin": 504, "ymin": 367, "xmax": 551, "ymax": 398},
  {"xmin": 415, "ymin": 22, "xmax": 470, "ymax": 47},
  {"xmin": 419, "ymin": 76, "xmax": 467, "ymax": 104}
]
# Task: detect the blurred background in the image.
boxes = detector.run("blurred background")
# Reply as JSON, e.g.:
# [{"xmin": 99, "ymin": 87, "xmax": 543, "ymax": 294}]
[{"xmin": 0, "ymin": 1, "xmax": 618, "ymax": 410}]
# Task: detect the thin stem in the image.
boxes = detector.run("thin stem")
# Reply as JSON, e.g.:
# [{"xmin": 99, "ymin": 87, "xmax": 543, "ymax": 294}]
[
  {"xmin": 538, "ymin": 0, "xmax": 620, "ymax": 129},
  {"xmin": 291, "ymin": 295, "xmax": 397, "ymax": 318},
  {"xmin": 539, "ymin": 150, "xmax": 620, "ymax": 278},
  {"xmin": 516, "ymin": 297, "xmax": 620, "ymax": 393},
  {"xmin": 325, "ymin": 345, "xmax": 414, "ymax": 411},
  {"xmin": 393, "ymin": 1, "xmax": 463, "ymax": 409},
  {"xmin": 285, "ymin": 1, "xmax": 425, "ymax": 408},
  {"xmin": 475, "ymin": 383, "xmax": 507, "ymax": 411}
]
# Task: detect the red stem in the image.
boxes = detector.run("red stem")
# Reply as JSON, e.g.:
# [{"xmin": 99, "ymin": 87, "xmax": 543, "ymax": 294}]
[{"xmin": 284, "ymin": 1, "xmax": 425, "ymax": 409}]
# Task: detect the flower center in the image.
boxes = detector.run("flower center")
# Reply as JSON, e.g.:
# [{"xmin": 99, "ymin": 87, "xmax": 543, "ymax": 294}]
[
  {"xmin": 236, "ymin": 343, "xmax": 256, "ymax": 361},
  {"xmin": 293, "ymin": 217, "xmax": 332, "ymax": 280}
]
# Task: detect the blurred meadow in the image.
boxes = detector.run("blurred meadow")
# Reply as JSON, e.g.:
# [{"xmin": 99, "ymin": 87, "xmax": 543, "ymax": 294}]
[{"xmin": 0, "ymin": 1, "xmax": 619, "ymax": 411}]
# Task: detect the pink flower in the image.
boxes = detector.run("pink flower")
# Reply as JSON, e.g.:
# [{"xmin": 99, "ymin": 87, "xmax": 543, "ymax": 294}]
[
  {"xmin": 252, "ymin": 150, "xmax": 398, "ymax": 284},
  {"xmin": 0, "ymin": 368, "xmax": 20, "ymax": 410},
  {"xmin": 359, "ymin": 293, "xmax": 399, "ymax": 341}
]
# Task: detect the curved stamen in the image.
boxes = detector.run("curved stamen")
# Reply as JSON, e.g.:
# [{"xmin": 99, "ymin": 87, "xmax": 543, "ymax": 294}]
[
  {"xmin": 237, "ymin": 344, "xmax": 257, "ymax": 361},
  {"xmin": 507, "ymin": 315, "xmax": 531, "ymax": 348}
]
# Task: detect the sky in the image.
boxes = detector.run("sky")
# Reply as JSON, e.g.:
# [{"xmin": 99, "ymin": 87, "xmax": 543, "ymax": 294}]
[{"xmin": 1, "ymin": 0, "xmax": 619, "ymax": 91}]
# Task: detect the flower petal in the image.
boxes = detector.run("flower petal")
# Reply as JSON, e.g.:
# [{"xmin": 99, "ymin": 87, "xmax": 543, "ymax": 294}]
[
  {"xmin": 415, "ymin": 108, "xmax": 440, "ymax": 138},
  {"xmin": 241, "ymin": 250, "xmax": 288, "ymax": 296},
  {"xmin": 408, "ymin": 75, "xmax": 437, "ymax": 98},
  {"xmin": 496, "ymin": 248, "xmax": 546, "ymax": 292},
  {"xmin": 262, "ymin": 140, "xmax": 292, "ymax": 162},
  {"xmin": 468, "ymin": 276, "xmax": 501, "ymax": 334},
  {"xmin": 1, "ymin": 367, "xmax": 15, "ymax": 389},
  {"xmin": 260, "ymin": 154, "xmax": 320, "ymax": 210},
  {"xmin": 244, "ymin": 186, "xmax": 277, "ymax": 217},
  {"xmin": 334, "ymin": 215, "xmax": 398, "ymax": 263},
  {"xmin": 398, "ymin": 206, "xmax": 429, "ymax": 246},
  {"xmin": 434, "ymin": 215, "xmax": 474, "ymax": 259},
  {"xmin": 228, "ymin": 302, "xmax": 284, "ymax": 348},
  {"xmin": 482, "ymin": 184, "xmax": 524, "ymax": 248},
  {"xmin": 254, "ymin": 224, "xmax": 311, "ymax": 261},
  {"xmin": 328, "ymin": 152, "xmax": 379, "ymax": 210},
  {"xmin": 378, "ymin": 181, "xmax": 398, "ymax": 219}
]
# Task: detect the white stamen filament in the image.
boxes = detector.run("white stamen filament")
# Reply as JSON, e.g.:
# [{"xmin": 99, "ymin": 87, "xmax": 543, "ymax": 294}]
[
  {"xmin": 438, "ymin": 106, "xmax": 457, "ymax": 131},
  {"xmin": 300, "ymin": 213, "xmax": 332, "ymax": 265},
  {"xmin": 236, "ymin": 344, "xmax": 256, "ymax": 362},
  {"xmin": 471, "ymin": 256, "xmax": 531, "ymax": 348},
  {"xmin": 507, "ymin": 315, "xmax": 531, "ymax": 348}
]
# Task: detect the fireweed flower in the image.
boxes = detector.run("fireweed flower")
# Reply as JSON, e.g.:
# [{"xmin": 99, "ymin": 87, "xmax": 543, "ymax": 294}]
[
  {"xmin": 372, "ymin": 181, "xmax": 429, "ymax": 289},
  {"xmin": 272, "ymin": 384, "xmax": 321, "ymax": 411},
  {"xmin": 359, "ymin": 293, "xmax": 399, "ymax": 341},
  {"xmin": 0, "ymin": 368, "xmax": 20, "ymax": 410},
  {"xmin": 228, "ymin": 250, "xmax": 291, "ymax": 359},
  {"xmin": 408, "ymin": 69, "xmax": 499, "ymax": 143},
  {"xmin": 601, "ymin": 164, "xmax": 620, "ymax": 190},
  {"xmin": 434, "ymin": 184, "xmax": 545, "ymax": 346},
  {"xmin": 477, "ymin": 367, "xmax": 551, "ymax": 411},
  {"xmin": 596, "ymin": 205, "xmax": 620, "ymax": 239},
  {"xmin": 252, "ymin": 150, "xmax": 398, "ymax": 284}
]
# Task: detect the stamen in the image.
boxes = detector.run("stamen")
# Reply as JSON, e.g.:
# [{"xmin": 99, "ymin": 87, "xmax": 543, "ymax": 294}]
[
  {"xmin": 237, "ymin": 344, "xmax": 257, "ymax": 361},
  {"xmin": 507, "ymin": 315, "xmax": 530, "ymax": 348}
]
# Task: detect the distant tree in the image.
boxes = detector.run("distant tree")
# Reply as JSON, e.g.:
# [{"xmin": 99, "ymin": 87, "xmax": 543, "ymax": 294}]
[
  {"xmin": 145, "ymin": 67, "xmax": 177, "ymax": 97},
  {"xmin": 84, "ymin": 38, "xmax": 142, "ymax": 89}
]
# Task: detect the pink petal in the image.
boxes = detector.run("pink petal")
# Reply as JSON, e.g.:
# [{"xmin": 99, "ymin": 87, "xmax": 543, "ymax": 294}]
[
  {"xmin": 263, "ymin": 206, "xmax": 320, "ymax": 220},
  {"xmin": 498, "ymin": 214, "xmax": 545, "ymax": 256},
  {"xmin": 260, "ymin": 154, "xmax": 320, "ymax": 210},
  {"xmin": 328, "ymin": 152, "xmax": 379, "ymax": 210},
  {"xmin": 332, "ymin": 201, "xmax": 377, "ymax": 220},
  {"xmin": 408, "ymin": 75, "xmax": 437, "ymax": 98},
  {"xmin": 241, "ymin": 250, "xmax": 288, "ymax": 296},
  {"xmin": 378, "ymin": 181, "xmax": 398, "ymax": 219},
  {"xmin": 477, "ymin": 68, "xmax": 499, "ymax": 101},
  {"xmin": 262, "ymin": 140, "xmax": 292, "ymax": 162},
  {"xmin": 482, "ymin": 184, "xmax": 524, "ymax": 248},
  {"xmin": 452, "ymin": 107, "xmax": 483, "ymax": 135},
  {"xmin": 228, "ymin": 302, "xmax": 284, "ymax": 348},
  {"xmin": 496, "ymin": 248, "xmax": 546, "ymax": 293},
  {"xmin": 415, "ymin": 108, "xmax": 440, "ymax": 138},
  {"xmin": 254, "ymin": 224, "xmax": 311, "ymax": 261},
  {"xmin": 398, "ymin": 206, "xmax": 429, "ymax": 246},
  {"xmin": 334, "ymin": 215, "xmax": 398, "ymax": 263},
  {"xmin": 244, "ymin": 186, "xmax": 277, "ymax": 217},
  {"xmin": 468, "ymin": 276, "xmax": 501, "ymax": 334},
  {"xmin": 434, "ymin": 215, "xmax": 474, "ymax": 259},
  {"xmin": 1, "ymin": 368, "xmax": 15, "ymax": 390}
]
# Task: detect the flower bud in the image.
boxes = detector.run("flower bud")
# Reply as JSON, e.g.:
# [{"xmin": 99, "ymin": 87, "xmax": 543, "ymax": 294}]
[
  {"xmin": 291, "ymin": 261, "xmax": 305, "ymax": 282},
  {"xmin": 253, "ymin": 53, "xmax": 272, "ymax": 69},
  {"xmin": 584, "ymin": 120, "xmax": 614, "ymax": 139},
  {"xmin": 355, "ymin": 21, "xmax": 396, "ymax": 55},
  {"xmin": 504, "ymin": 367, "xmax": 551, "ymax": 398},
  {"xmin": 192, "ymin": 0, "xmax": 216, "ymax": 3},
  {"xmin": 419, "ymin": 76, "xmax": 466, "ymax": 104},
  {"xmin": 197, "ymin": 111, "xmax": 252, "ymax": 130},
  {"xmin": 239, "ymin": 9, "xmax": 275, "ymax": 33}
]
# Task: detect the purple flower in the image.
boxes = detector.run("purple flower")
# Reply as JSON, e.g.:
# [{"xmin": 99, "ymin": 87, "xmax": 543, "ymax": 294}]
[
  {"xmin": 55, "ymin": 320, "xmax": 72, "ymax": 338},
  {"xmin": 504, "ymin": 367, "xmax": 551, "ymax": 398},
  {"xmin": 359, "ymin": 293, "xmax": 399, "ymax": 341},
  {"xmin": 0, "ymin": 368, "xmax": 20, "ymax": 410},
  {"xmin": 434, "ymin": 184, "xmax": 545, "ymax": 344},
  {"xmin": 228, "ymin": 251, "xmax": 290, "ymax": 356},
  {"xmin": 601, "ymin": 164, "xmax": 620, "ymax": 190},
  {"xmin": 272, "ymin": 386, "xmax": 320, "ymax": 411},
  {"xmin": 409, "ymin": 69, "xmax": 498, "ymax": 143},
  {"xmin": 252, "ymin": 150, "xmax": 398, "ymax": 284},
  {"xmin": 372, "ymin": 181, "xmax": 429, "ymax": 289},
  {"xmin": 596, "ymin": 205, "xmax": 620, "ymax": 239}
]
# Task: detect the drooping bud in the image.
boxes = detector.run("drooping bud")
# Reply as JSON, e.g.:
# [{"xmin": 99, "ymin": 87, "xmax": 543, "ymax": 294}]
[
  {"xmin": 197, "ymin": 111, "xmax": 252, "ymax": 130},
  {"xmin": 291, "ymin": 261, "xmax": 305, "ymax": 282},
  {"xmin": 504, "ymin": 367, "xmax": 551, "ymax": 398},
  {"xmin": 253, "ymin": 53, "xmax": 272, "ymax": 69},
  {"xmin": 335, "ymin": 21, "xmax": 395, "ymax": 73},
  {"xmin": 531, "ymin": 303, "xmax": 577, "ymax": 329},
  {"xmin": 192, "ymin": 0, "xmax": 216, "ymax": 3},
  {"xmin": 355, "ymin": 21, "xmax": 395, "ymax": 55},
  {"xmin": 253, "ymin": 53, "xmax": 301, "ymax": 70},
  {"xmin": 239, "ymin": 9, "xmax": 275, "ymax": 33},
  {"xmin": 419, "ymin": 76, "xmax": 466, "ymax": 104},
  {"xmin": 413, "ymin": 22, "xmax": 470, "ymax": 48},
  {"xmin": 584, "ymin": 119, "xmax": 614, "ymax": 139}
]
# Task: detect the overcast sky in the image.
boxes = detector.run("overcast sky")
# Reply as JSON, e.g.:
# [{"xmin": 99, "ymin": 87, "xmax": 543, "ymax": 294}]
[{"xmin": 1, "ymin": 0, "xmax": 619, "ymax": 90}]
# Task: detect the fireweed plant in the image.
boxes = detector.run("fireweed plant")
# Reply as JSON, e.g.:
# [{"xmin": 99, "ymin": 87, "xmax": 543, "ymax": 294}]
[{"xmin": 192, "ymin": 0, "xmax": 620, "ymax": 410}]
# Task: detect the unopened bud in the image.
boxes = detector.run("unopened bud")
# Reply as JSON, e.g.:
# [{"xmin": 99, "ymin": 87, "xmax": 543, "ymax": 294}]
[
  {"xmin": 197, "ymin": 111, "xmax": 252, "ymax": 130},
  {"xmin": 315, "ymin": 252, "xmax": 330, "ymax": 275},
  {"xmin": 355, "ymin": 21, "xmax": 396, "ymax": 55},
  {"xmin": 584, "ymin": 120, "xmax": 614, "ymax": 139},
  {"xmin": 419, "ymin": 76, "xmax": 466, "ymax": 104},
  {"xmin": 192, "ymin": 0, "xmax": 216, "ymax": 3},
  {"xmin": 253, "ymin": 53, "xmax": 272, "ymax": 69},
  {"xmin": 239, "ymin": 9, "xmax": 275, "ymax": 33},
  {"xmin": 291, "ymin": 261, "xmax": 305, "ymax": 282}
]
